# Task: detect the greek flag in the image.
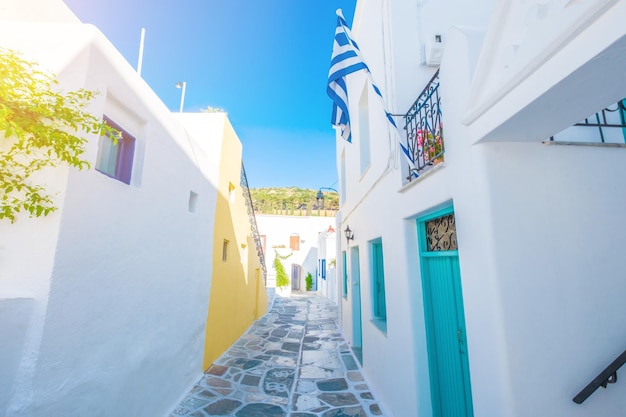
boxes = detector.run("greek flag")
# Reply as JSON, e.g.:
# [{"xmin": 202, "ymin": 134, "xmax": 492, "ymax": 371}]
[
  {"xmin": 327, "ymin": 11, "xmax": 367, "ymax": 142},
  {"xmin": 327, "ymin": 10, "xmax": 414, "ymax": 169}
]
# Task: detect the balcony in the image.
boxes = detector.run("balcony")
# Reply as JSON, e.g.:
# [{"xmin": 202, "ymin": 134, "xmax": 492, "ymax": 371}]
[
  {"xmin": 550, "ymin": 99, "xmax": 626, "ymax": 144},
  {"xmin": 403, "ymin": 69, "xmax": 443, "ymax": 183}
]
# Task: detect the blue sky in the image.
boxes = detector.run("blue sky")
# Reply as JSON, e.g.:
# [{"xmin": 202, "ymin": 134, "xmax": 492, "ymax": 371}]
[{"xmin": 63, "ymin": 0, "xmax": 356, "ymax": 189}]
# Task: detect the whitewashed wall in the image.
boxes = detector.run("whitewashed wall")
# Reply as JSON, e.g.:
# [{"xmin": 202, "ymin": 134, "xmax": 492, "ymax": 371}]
[
  {"xmin": 335, "ymin": 2, "xmax": 494, "ymax": 416},
  {"xmin": 336, "ymin": 0, "xmax": 626, "ymax": 416},
  {"xmin": 0, "ymin": 12, "xmax": 218, "ymax": 417},
  {"xmin": 317, "ymin": 229, "xmax": 338, "ymax": 304},
  {"xmin": 441, "ymin": 16, "xmax": 626, "ymax": 417},
  {"xmin": 256, "ymin": 215, "xmax": 335, "ymax": 292}
]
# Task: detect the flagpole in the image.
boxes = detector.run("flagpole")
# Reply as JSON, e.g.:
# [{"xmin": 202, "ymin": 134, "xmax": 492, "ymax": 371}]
[{"xmin": 137, "ymin": 28, "xmax": 146, "ymax": 76}]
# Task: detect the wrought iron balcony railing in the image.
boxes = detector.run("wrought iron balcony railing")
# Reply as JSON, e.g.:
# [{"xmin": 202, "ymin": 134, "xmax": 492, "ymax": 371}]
[
  {"xmin": 403, "ymin": 69, "xmax": 444, "ymax": 182},
  {"xmin": 550, "ymin": 99, "xmax": 626, "ymax": 143},
  {"xmin": 240, "ymin": 163, "xmax": 267, "ymax": 284}
]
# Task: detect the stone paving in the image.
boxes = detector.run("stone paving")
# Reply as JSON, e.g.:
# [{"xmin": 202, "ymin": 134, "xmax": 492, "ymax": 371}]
[{"xmin": 169, "ymin": 291, "xmax": 385, "ymax": 417}]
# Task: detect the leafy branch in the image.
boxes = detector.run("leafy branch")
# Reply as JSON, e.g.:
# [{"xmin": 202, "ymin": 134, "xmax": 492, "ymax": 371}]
[
  {"xmin": 273, "ymin": 250, "xmax": 291, "ymax": 288},
  {"xmin": 0, "ymin": 48, "xmax": 118, "ymax": 222}
]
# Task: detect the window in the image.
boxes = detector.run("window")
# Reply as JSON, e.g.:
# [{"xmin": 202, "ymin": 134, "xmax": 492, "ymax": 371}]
[
  {"xmin": 96, "ymin": 116, "xmax": 136, "ymax": 184},
  {"xmin": 358, "ymin": 85, "xmax": 371, "ymax": 175},
  {"xmin": 188, "ymin": 191, "xmax": 198, "ymax": 213},
  {"xmin": 425, "ymin": 213, "xmax": 457, "ymax": 251},
  {"xmin": 342, "ymin": 251, "xmax": 348, "ymax": 299},
  {"xmin": 228, "ymin": 182, "xmax": 236, "ymax": 203},
  {"xmin": 222, "ymin": 239, "xmax": 229, "ymax": 262},
  {"xmin": 340, "ymin": 150, "xmax": 346, "ymax": 204},
  {"xmin": 289, "ymin": 234, "xmax": 300, "ymax": 251},
  {"xmin": 372, "ymin": 240, "xmax": 387, "ymax": 320}
]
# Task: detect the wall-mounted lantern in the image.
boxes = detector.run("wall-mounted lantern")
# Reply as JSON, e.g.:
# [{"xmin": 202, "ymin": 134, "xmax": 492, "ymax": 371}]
[{"xmin": 344, "ymin": 225, "xmax": 354, "ymax": 245}]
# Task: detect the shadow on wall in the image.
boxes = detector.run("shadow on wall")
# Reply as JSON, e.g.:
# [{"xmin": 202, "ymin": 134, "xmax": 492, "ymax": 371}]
[
  {"xmin": 202, "ymin": 188, "xmax": 267, "ymax": 369},
  {"xmin": 301, "ymin": 248, "xmax": 318, "ymax": 291}
]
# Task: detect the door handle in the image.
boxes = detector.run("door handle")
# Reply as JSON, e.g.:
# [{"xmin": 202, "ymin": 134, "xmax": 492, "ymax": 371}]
[{"xmin": 457, "ymin": 328, "xmax": 466, "ymax": 355}]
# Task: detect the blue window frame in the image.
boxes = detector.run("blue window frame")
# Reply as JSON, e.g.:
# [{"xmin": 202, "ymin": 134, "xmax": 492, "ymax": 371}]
[{"xmin": 96, "ymin": 116, "xmax": 135, "ymax": 185}]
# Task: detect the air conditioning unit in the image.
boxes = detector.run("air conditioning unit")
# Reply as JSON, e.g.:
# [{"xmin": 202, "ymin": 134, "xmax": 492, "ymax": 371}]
[{"xmin": 425, "ymin": 34, "xmax": 444, "ymax": 67}]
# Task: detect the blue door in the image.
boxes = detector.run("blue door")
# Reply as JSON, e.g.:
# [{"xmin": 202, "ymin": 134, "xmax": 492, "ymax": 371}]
[
  {"xmin": 350, "ymin": 247, "xmax": 363, "ymax": 364},
  {"xmin": 418, "ymin": 208, "xmax": 473, "ymax": 417}
]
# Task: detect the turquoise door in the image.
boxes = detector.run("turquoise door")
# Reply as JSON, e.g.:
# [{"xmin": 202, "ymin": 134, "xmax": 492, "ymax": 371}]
[
  {"xmin": 350, "ymin": 247, "xmax": 363, "ymax": 364},
  {"xmin": 418, "ymin": 208, "xmax": 473, "ymax": 417}
]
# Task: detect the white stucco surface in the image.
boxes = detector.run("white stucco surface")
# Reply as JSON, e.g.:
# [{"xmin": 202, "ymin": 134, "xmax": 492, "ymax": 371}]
[
  {"xmin": 317, "ymin": 228, "xmax": 338, "ymax": 305},
  {"xmin": 256, "ymin": 215, "xmax": 335, "ymax": 292},
  {"xmin": 336, "ymin": 1, "xmax": 626, "ymax": 416},
  {"xmin": 0, "ymin": 5, "xmax": 219, "ymax": 416}
]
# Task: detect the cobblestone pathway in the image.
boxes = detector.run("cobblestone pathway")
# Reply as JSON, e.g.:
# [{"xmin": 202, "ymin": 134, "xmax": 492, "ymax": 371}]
[{"xmin": 170, "ymin": 292, "xmax": 385, "ymax": 417}]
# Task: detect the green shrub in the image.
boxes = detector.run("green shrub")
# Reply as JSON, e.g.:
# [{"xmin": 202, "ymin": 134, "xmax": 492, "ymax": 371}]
[
  {"xmin": 274, "ymin": 255, "xmax": 289, "ymax": 288},
  {"xmin": 305, "ymin": 273, "xmax": 313, "ymax": 291}
]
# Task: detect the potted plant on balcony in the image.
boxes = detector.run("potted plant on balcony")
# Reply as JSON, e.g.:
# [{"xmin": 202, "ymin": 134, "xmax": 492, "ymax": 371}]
[{"xmin": 416, "ymin": 126, "xmax": 444, "ymax": 166}]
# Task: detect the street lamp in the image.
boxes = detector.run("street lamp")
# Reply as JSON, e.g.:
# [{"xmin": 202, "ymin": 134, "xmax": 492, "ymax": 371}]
[
  {"xmin": 316, "ymin": 187, "xmax": 338, "ymax": 210},
  {"xmin": 175, "ymin": 81, "xmax": 186, "ymax": 113},
  {"xmin": 344, "ymin": 225, "xmax": 354, "ymax": 245}
]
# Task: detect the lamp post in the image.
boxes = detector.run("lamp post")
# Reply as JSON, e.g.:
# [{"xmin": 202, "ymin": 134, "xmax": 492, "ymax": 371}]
[
  {"xmin": 175, "ymin": 81, "xmax": 186, "ymax": 113},
  {"xmin": 316, "ymin": 187, "xmax": 338, "ymax": 211},
  {"xmin": 344, "ymin": 225, "xmax": 354, "ymax": 245}
]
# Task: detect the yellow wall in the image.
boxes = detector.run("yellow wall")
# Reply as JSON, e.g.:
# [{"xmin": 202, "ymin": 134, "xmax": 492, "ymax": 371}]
[{"xmin": 202, "ymin": 117, "xmax": 268, "ymax": 369}]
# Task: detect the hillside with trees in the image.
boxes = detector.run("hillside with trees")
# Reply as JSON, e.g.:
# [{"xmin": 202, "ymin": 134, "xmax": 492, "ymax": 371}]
[{"xmin": 250, "ymin": 187, "xmax": 338, "ymax": 217}]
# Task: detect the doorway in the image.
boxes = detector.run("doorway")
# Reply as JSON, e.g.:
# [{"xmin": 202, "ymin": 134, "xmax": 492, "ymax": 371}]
[
  {"xmin": 418, "ymin": 208, "xmax": 473, "ymax": 417},
  {"xmin": 350, "ymin": 246, "xmax": 363, "ymax": 364},
  {"xmin": 291, "ymin": 264, "xmax": 301, "ymax": 290}
]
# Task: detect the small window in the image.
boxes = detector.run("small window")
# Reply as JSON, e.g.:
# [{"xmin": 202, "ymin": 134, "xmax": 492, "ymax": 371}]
[
  {"xmin": 96, "ymin": 116, "xmax": 136, "ymax": 185},
  {"xmin": 222, "ymin": 239, "xmax": 229, "ymax": 262},
  {"xmin": 358, "ymin": 84, "xmax": 371, "ymax": 175},
  {"xmin": 340, "ymin": 150, "xmax": 346, "ymax": 204},
  {"xmin": 188, "ymin": 191, "xmax": 198, "ymax": 213},
  {"xmin": 228, "ymin": 182, "xmax": 236, "ymax": 203},
  {"xmin": 289, "ymin": 234, "xmax": 300, "ymax": 251},
  {"xmin": 425, "ymin": 213, "xmax": 457, "ymax": 251}
]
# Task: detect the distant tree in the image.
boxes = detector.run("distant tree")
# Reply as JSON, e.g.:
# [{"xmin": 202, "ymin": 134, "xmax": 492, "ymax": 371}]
[
  {"xmin": 200, "ymin": 106, "xmax": 225, "ymax": 113},
  {"xmin": 249, "ymin": 187, "xmax": 339, "ymax": 216},
  {"xmin": 0, "ymin": 48, "xmax": 117, "ymax": 222}
]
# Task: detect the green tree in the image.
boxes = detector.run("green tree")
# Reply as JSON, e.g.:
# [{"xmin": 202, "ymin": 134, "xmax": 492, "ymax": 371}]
[{"xmin": 0, "ymin": 48, "xmax": 116, "ymax": 222}]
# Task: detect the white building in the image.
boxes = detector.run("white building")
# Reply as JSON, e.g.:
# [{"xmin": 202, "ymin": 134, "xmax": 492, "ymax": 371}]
[
  {"xmin": 0, "ymin": 1, "xmax": 220, "ymax": 416},
  {"xmin": 334, "ymin": 1, "xmax": 626, "ymax": 416},
  {"xmin": 317, "ymin": 226, "xmax": 339, "ymax": 305},
  {"xmin": 256, "ymin": 215, "xmax": 335, "ymax": 294}
]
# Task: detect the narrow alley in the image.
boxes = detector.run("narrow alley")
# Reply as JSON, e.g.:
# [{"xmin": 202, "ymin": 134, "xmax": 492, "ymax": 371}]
[{"xmin": 170, "ymin": 292, "xmax": 384, "ymax": 417}]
